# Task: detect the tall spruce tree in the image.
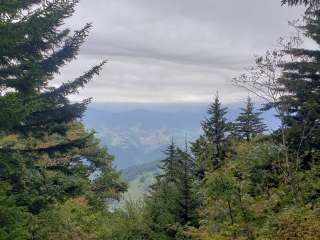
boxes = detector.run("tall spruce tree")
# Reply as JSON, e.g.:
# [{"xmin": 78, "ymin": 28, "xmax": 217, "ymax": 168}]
[
  {"xmin": 159, "ymin": 141, "xmax": 179, "ymax": 182},
  {"xmin": 175, "ymin": 147, "xmax": 198, "ymax": 226},
  {"xmin": 234, "ymin": 97, "xmax": 266, "ymax": 141},
  {"xmin": 200, "ymin": 94, "xmax": 231, "ymax": 166},
  {"xmin": 0, "ymin": 0, "xmax": 126, "ymax": 219},
  {"xmin": 278, "ymin": 2, "xmax": 320, "ymax": 166},
  {"xmin": 146, "ymin": 143, "xmax": 198, "ymax": 238},
  {"xmin": 147, "ymin": 142, "xmax": 181, "ymax": 239},
  {"xmin": 191, "ymin": 135, "xmax": 211, "ymax": 180}
]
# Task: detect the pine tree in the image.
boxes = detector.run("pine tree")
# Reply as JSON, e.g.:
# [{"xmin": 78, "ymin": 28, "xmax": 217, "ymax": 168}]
[
  {"xmin": 145, "ymin": 179, "xmax": 179, "ymax": 240},
  {"xmin": 278, "ymin": 3, "xmax": 320, "ymax": 166},
  {"xmin": 146, "ymin": 143, "xmax": 198, "ymax": 238},
  {"xmin": 234, "ymin": 97, "xmax": 267, "ymax": 141},
  {"xmin": 191, "ymin": 135, "xmax": 212, "ymax": 179},
  {"xmin": 200, "ymin": 94, "xmax": 231, "ymax": 166},
  {"xmin": 175, "ymin": 147, "xmax": 198, "ymax": 226},
  {"xmin": 159, "ymin": 141, "xmax": 179, "ymax": 182},
  {"xmin": 147, "ymin": 142, "xmax": 181, "ymax": 239},
  {"xmin": 0, "ymin": 0, "xmax": 126, "ymax": 217}
]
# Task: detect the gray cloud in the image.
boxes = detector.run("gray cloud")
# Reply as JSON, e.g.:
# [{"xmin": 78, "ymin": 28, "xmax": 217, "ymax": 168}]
[{"xmin": 56, "ymin": 0, "xmax": 304, "ymax": 103}]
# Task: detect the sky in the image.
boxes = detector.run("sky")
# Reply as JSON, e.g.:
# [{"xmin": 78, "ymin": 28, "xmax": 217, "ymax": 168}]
[{"xmin": 55, "ymin": 0, "xmax": 304, "ymax": 104}]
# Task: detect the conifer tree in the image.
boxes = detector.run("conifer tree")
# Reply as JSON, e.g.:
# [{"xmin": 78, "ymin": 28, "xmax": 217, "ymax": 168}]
[
  {"xmin": 175, "ymin": 147, "xmax": 198, "ymax": 226},
  {"xmin": 146, "ymin": 143, "xmax": 198, "ymax": 238},
  {"xmin": 234, "ymin": 97, "xmax": 267, "ymax": 141},
  {"xmin": 200, "ymin": 95, "xmax": 231, "ymax": 166},
  {"xmin": 159, "ymin": 141, "xmax": 179, "ymax": 182},
  {"xmin": 146, "ymin": 142, "xmax": 181, "ymax": 239},
  {"xmin": 145, "ymin": 179, "xmax": 179, "ymax": 240},
  {"xmin": 0, "ymin": 0, "xmax": 126, "ymax": 217},
  {"xmin": 278, "ymin": 2, "xmax": 320, "ymax": 166},
  {"xmin": 191, "ymin": 135, "xmax": 211, "ymax": 180}
]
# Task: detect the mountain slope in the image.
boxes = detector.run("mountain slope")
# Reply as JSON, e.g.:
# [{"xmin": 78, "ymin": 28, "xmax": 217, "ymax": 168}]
[{"xmin": 83, "ymin": 103, "xmax": 278, "ymax": 169}]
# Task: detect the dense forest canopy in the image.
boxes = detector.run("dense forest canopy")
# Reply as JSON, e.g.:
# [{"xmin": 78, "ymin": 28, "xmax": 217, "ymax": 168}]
[{"xmin": 1, "ymin": 0, "xmax": 320, "ymax": 239}]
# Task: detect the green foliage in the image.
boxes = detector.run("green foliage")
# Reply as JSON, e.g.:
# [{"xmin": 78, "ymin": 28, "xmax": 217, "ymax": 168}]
[
  {"xmin": 102, "ymin": 200, "xmax": 151, "ymax": 240},
  {"xmin": 278, "ymin": 3, "xmax": 320, "ymax": 167},
  {"xmin": 192, "ymin": 95, "xmax": 232, "ymax": 179},
  {"xmin": 0, "ymin": 93, "xmax": 39, "ymax": 131},
  {"xmin": 0, "ymin": 183, "xmax": 31, "ymax": 240},
  {"xmin": 144, "ymin": 144, "xmax": 199, "ymax": 239},
  {"xmin": 30, "ymin": 198, "xmax": 104, "ymax": 240},
  {"xmin": 0, "ymin": 0, "xmax": 125, "ymax": 238},
  {"xmin": 234, "ymin": 97, "xmax": 266, "ymax": 141},
  {"xmin": 189, "ymin": 137, "xmax": 320, "ymax": 239},
  {"xmin": 175, "ymin": 148, "xmax": 198, "ymax": 226},
  {"xmin": 160, "ymin": 142, "xmax": 180, "ymax": 182},
  {"xmin": 146, "ymin": 181, "xmax": 181, "ymax": 239},
  {"xmin": 267, "ymin": 207, "xmax": 320, "ymax": 240},
  {"xmin": 1, "ymin": 0, "xmax": 320, "ymax": 239},
  {"xmin": 201, "ymin": 95, "xmax": 232, "ymax": 163}
]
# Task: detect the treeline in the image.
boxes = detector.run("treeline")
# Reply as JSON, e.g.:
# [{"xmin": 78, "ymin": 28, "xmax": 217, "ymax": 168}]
[
  {"xmin": 104, "ymin": 0, "xmax": 320, "ymax": 239},
  {"xmin": 1, "ymin": 0, "xmax": 320, "ymax": 240}
]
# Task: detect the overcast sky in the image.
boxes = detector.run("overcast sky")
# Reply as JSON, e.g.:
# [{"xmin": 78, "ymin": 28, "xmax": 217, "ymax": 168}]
[{"xmin": 56, "ymin": 0, "xmax": 303, "ymax": 104}]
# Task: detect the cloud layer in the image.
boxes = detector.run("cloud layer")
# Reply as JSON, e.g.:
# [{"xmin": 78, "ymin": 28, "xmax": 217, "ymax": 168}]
[{"xmin": 56, "ymin": 0, "xmax": 303, "ymax": 103}]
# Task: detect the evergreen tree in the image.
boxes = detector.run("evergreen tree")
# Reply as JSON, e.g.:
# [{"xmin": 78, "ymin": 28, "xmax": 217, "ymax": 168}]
[
  {"xmin": 0, "ymin": 0, "xmax": 125, "ymax": 219},
  {"xmin": 278, "ymin": 3, "xmax": 320, "ymax": 166},
  {"xmin": 159, "ymin": 141, "xmax": 179, "ymax": 182},
  {"xmin": 234, "ymin": 97, "xmax": 267, "ymax": 141},
  {"xmin": 200, "ymin": 94, "xmax": 231, "ymax": 166},
  {"xmin": 175, "ymin": 147, "xmax": 198, "ymax": 226},
  {"xmin": 146, "ymin": 143, "xmax": 181, "ymax": 239},
  {"xmin": 191, "ymin": 135, "xmax": 211, "ymax": 180},
  {"xmin": 146, "ymin": 143, "xmax": 198, "ymax": 238},
  {"xmin": 145, "ymin": 180, "xmax": 180, "ymax": 239},
  {"xmin": 0, "ymin": 182, "xmax": 31, "ymax": 240}
]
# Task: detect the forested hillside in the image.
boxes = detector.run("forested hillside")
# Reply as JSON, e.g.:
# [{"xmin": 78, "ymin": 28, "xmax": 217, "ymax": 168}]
[
  {"xmin": 83, "ymin": 103, "xmax": 278, "ymax": 169},
  {"xmin": 83, "ymin": 106, "xmax": 204, "ymax": 169},
  {"xmin": 1, "ymin": 0, "xmax": 320, "ymax": 240}
]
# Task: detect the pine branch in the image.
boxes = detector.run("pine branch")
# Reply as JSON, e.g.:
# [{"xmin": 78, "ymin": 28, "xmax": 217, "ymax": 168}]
[
  {"xmin": 47, "ymin": 60, "xmax": 107, "ymax": 99},
  {"xmin": 0, "ymin": 133, "xmax": 93, "ymax": 154},
  {"xmin": 19, "ymin": 99, "xmax": 92, "ymax": 129},
  {"xmin": 0, "ymin": 0, "xmax": 42, "ymax": 15}
]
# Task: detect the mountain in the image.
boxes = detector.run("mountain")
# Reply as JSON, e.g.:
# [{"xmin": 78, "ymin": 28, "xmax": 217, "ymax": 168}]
[
  {"xmin": 121, "ymin": 160, "xmax": 161, "ymax": 183},
  {"xmin": 83, "ymin": 102, "xmax": 279, "ymax": 169},
  {"xmin": 120, "ymin": 160, "xmax": 161, "ymax": 202}
]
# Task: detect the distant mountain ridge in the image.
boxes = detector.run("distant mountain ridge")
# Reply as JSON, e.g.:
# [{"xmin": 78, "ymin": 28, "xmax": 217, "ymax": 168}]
[
  {"xmin": 121, "ymin": 160, "xmax": 161, "ymax": 183},
  {"xmin": 83, "ymin": 103, "xmax": 279, "ymax": 169}
]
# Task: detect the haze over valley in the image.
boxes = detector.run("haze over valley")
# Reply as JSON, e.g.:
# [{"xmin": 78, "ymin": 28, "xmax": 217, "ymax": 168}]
[{"xmin": 83, "ymin": 102, "xmax": 278, "ymax": 169}]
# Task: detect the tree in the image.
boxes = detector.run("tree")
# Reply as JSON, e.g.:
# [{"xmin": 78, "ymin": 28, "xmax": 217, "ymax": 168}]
[
  {"xmin": 146, "ymin": 144, "xmax": 198, "ymax": 239},
  {"xmin": 234, "ymin": 97, "xmax": 267, "ymax": 141},
  {"xmin": 0, "ymin": 182, "xmax": 31, "ymax": 240},
  {"xmin": 146, "ymin": 181, "xmax": 181, "ymax": 239},
  {"xmin": 104, "ymin": 200, "xmax": 152, "ymax": 240},
  {"xmin": 200, "ymin": 94, "xmax": 231, "ymax": 166},
  {"xmin": 232, "ymin": 34, "xmax": 303, "ymax": 197},
  {"xmin": 175, "ymin": 148, "xmax": 198, "ymax": 227},
  {"xmin": 191, "ymin": 135, "xmax": 212, "ymax": 180},
  {"xmin": 277, "ymin": 4, "xmax": 320, "ymax": 167},
  {"xmin": 159, "ymin": 141, "xmax": 179, "ymax": 182},
  {"xmin": 0, "ymin": 0, "xmax": 125, "ymax": 219}
]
